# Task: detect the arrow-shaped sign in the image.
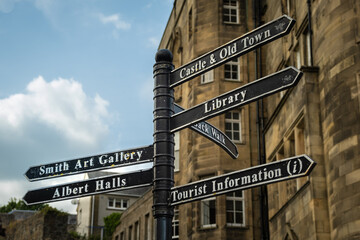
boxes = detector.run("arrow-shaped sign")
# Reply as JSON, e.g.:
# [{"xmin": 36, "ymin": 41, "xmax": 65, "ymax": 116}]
[
  {"xmin": 170, "ymin": 15, "xmax": 295, "ymax": 88},
  {"xmin": 171, "ymin": 155, "xmax": 316, "ymax": 206},
  {"xmin": 23, "ymin": 168, "xmax": 153, "ymax": 205},
  {"xmin": 24, "ymin": 145, "xmax": 153, "ymax": 181},
  {"xmin": 171, "ymin": 67, "xmax": 302, "ymax": 133},
  {"xmin": 174, "ymin": 103, "xmax": 238, "ymax": 159}
]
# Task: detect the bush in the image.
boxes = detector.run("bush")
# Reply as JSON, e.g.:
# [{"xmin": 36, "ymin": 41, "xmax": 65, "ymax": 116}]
[
  {"xmin": 0, "ymin": 197, "xmax": 48, "ymax": 213},
  {"xmin": 103, "ymin": 212, "xmax": 122, "ymax": 239}
]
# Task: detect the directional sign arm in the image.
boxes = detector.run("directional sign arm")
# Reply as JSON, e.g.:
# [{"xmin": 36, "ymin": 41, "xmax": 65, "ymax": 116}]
[
  {"xmin": 170, "ymin": 67, "xmax": 303, "ymax": 133},
  {"xmin": 24, "ymin": 145, "xmax": 154, "ymax": 181},
  {"xmin": 171, "ymin": 155, "xmax": 316, "ymax": 206},
  {"xmin": 174, "ymin": 103, "xmax": 238, "ymax": 159},
  {"xmin": 23, "ymin": 169, "xmax": 153, "ymax": 205},
  {"xmin": 170, "ymin": 15, "xmax": 295, "ymax": 88}
]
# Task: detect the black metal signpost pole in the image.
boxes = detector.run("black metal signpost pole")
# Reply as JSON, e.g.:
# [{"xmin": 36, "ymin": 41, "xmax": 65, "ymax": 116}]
[{"xmin": 153, "ymin": 49, "xmax": 174, "ymax": 240}]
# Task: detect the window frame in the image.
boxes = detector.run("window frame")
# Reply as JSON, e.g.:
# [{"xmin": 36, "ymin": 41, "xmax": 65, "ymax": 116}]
[
  {"xmin": 223, "ymin": 0, "xmax": 239, "ymax": 24},
  {"xmin": 226, "ymin": 191, "xmax": 245, "ymax": 227},
  {"xmin": 108, "ymin": 197, "xmax": 128, "ymax": 210},
  {"xmin": 201, "ymin": 196, "xmax": 217, "ymax": 228},
  {"xmin": 174, "ymin": 131, "xmax": 180, "ymax": 172},
  {"xmin": 172, "ymin": 206, "xmax": 179, "ymax": 239},
  {"xmin": 225, "ymin": 110, "xmax": 242, "ymax": 143},
  {"xmin": 200, "ymin": 69, "xmax": 214, "ymax": 84},
  {"xmin": 224, "ymin": 58, "xmax": 240, "ymax": 82}
]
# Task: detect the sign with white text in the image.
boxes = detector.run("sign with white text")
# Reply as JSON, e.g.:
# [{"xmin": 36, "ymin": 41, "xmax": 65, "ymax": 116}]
[
  {"xmin": 23, "ymin": 169, "xmax": 153, "ymax": 205},
  {"xmin": 171, "ymin": 67, "xmax": 302, "ymax": 132},
  {"xmin": 170, "ymin": 15, "xmax": 295, "ymax": 88},
  {"xmin": 24, "ymin": 145, "xmax": 153, "ymax": 181},
  {"xmin": 174, "ymin": 103, "xmax": 238, "ymax": 159},
  {"xmin": 171, "ymin": 155, "xmax": 315, "ymax": 206}
]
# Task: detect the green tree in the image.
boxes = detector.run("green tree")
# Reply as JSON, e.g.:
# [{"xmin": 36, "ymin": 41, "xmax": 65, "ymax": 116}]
[
  {"xmin": 103, "ymin": 212, "xmax": 122, "ymax": 239},
  {"xmin": 0, "ymin": 197, "xmax": 48, "ymax": 213}
]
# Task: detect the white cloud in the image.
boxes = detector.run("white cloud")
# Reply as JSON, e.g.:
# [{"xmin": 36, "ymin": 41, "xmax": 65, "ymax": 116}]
[
  {"xmin": 148, "ymin": 37, "xmax": 159, "ymax": 48},
  {"xmin": 0, "ymin": 76, "xmax": 111, "ymax": 183},
  {"xmin": 98, "ymin": 13, "xmax": 131, "ymax": 30},
  {"xmin": 33, "ymin": 0, "xmax": 61, "ymax": 27},
  {"xmin": 34, "ymin": 0, "xmax": 55, "ymax": 16},
  {"xmin": 0, "ymin": 76, "xmax": 109, "ymax": 145},
  {"xmin": 0, "ymin": 0, "xmax": 19, "ymax": 13}
]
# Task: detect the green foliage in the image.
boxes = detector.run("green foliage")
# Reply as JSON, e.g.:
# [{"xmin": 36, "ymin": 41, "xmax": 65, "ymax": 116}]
[
  {"xmin": 103, "ymin": 212, "xmax": 122, "ymax": 239},
  {"xmin": 40, "ymin": 205, "xmax": 68, "ymax": 216},
  {"xmin": 0, "ymin": 197, "xmax": 48, "ymax": 213},
  {"xmin": 68, "ymin": 231, "xmax": 86, "ymax": 240},
  {"xmin": 88, "ymin": 235, "xmax": 101, "ymax": 240}
]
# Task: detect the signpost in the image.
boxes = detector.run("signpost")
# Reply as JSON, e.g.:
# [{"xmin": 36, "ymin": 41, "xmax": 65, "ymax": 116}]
[
  {"xmin": 24, "ymin": 145, "xmax": 153, "ymax": 181},
  {"xmin": 170, "ymin": 15, "xmax": 295, "ymax": 88},
  {"xmin": 171, "ymin": 155, "xmax": 315, "ymax": 206},
  {"xmin": 23, "ymin": 168, "xmax": 153, "ymax": 205},
  {"xmin": 171, "ymin": 67, "xmax": 303, "ymax": 132},
  {"xmin": 21, "ymin": 14, "xmax": 316, "ymax": 240},
  {"xmin": 174, "ymin": 104, "xmax": 238, "ymax": 159}
]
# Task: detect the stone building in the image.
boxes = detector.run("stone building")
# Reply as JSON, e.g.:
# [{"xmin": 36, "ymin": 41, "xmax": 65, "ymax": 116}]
[
  {"xmin": 113, "ymin": 0, "xmax": 360, "ymax": 239},
  {"xmin": 75, "ymin": 172, "xmax": 150, "ymax": 238}
]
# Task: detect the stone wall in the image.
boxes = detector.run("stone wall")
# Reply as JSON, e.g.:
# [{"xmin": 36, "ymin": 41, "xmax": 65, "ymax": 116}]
[
  {"xmin": 263, "ymin": 0, "xmax": 360, "ymax": 239},
  {"xmin": 5, "ymin": 209, "xmax": 70, "ymax": 240}
]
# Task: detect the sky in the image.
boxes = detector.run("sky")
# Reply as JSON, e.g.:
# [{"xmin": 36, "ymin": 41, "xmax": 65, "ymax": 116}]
[{"xmin": 0, "ymin": 0, "xmax": 173, "ymax": 213}]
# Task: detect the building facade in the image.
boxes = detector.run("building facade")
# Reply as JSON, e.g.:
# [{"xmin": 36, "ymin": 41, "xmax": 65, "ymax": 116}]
[
  {"xmin": 76, "ymin": 172, "xmax": 150, "ymax": 238},
  {"xmin": 113, "ymin": 0, "xmax": 360, "ymax": 239},
  {"xmin": 262, "ymin": 0, "xmax": 360, "ymax": 239}
]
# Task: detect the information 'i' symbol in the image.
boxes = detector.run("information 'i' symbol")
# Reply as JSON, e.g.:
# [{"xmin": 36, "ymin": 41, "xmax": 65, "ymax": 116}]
[{"xmin": 287, "ymin": 158, "xmax": 303, "ymax": 176}]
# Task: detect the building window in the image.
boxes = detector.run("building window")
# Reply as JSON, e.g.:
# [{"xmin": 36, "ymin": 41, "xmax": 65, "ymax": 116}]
[
  {"xmin": 304, "ymin": 29, "xmax": 312, "ymax": 66},
  {"xmin": 226, "ymin": 191, "xmax": 245, "ymax": 226},
  {"xmin": 201, "ymin": 69, "xmax": 214, "ymax": 84},
  {"xmin": 77, "ymin": 209, "xmax": 82, "ymax": 225},
  {"xmin": 144, "ymin": 214, "xmax": 151, "ymax": 240},
  {"xmin": 172, "ymin": 206, "xmax": 179, "ymax": 239},
  {"xmin": 286, "ymin": 0, "xmax": 292, "ymax": 15},
  {"xmin": 294, "ymin": 44, "xmax": 301, "ymax": 69},
  {"xmin": 224, "ymin": 58, "xmax": 240, "ymax": 81},
  {"xmin": 188, "ymin": 8, "xmax": 193, "ymax": 39},
  {"xmin": 295, "ymin": 27, "xmax": 312, "ymax": 68},
  {"xmin": 174, "ymin": 131, "xmax": 180, "ymax": 172},
  {"xmin": 201, "ymin": 196, "xmax": 216, "ymax": 227},
  {"xmin": 108, "ymin": 197, "xmax": 128, "ymax": 210},
  {"xmin": 128, "ymin": 225, "xmax": 132, "ymax": 240},
  {"xmin": 225, "ymin": 110, "xmax": 242, "ymax": 143},
  {"xmin": 134, "ymin": 221, "xmax": 139, "ymax": 240},
  {"xmin": 223, "ymin": 0, "xmax": 239, "ymax": 24},
  {"xmin": 120, "ymin": 232, "xmax": 124, "ymax": 240}
]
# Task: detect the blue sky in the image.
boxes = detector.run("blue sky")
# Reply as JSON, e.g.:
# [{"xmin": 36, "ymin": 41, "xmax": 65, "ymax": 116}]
[{"xmin": 0, "ymin": 0, "xmax": 173, "ymax": 213}]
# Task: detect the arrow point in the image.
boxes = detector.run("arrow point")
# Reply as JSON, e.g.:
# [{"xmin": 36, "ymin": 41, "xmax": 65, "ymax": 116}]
[
  {"xmin": 23, "ymin": 173, "xmax": 30, "ymax": 182},
  {"xmin": 22, "ymin": 194, "xmax": 30, "ymax": 206}
]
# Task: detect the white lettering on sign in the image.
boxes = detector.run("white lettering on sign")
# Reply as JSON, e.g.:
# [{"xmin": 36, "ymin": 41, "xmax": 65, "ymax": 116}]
[
  {"xmin": 39, "ymin": 162, "xmax": 69, "ymax": 176},
  {"xmin": 193, "ymin": 122, "xmax": 210, "ymax": 134},
  {"xmin": 211, "ymin": 128, "xmax": 226, "ymax": 144},
  {"xmin": 204, "ymin": 90, "xmax": 247, "ymax": 114},
  {"xmin": 99, "ymin": 150, "xmax": 143, "ymax": 165},
  {"xmin": 172, "ymin": 183, "xmax": 207, "ymax": 202},
  {"xmin": 74, "ymin": 158, "xmax": 94, "ymax": 170},
  {"xmin": 52, "ymin": 184, "xmax": 89, "ymax": 199},
  {"xmin": 212, "ymin": 167, "xmax": 282, "ymax": 192},
  {"xmin": 241, "ymin": 30, "xmax": 271, "ymax": 48},
  {"xmin": 171, "ymin": 166, "xmax": 283, "ymax": 204},
  {"xmin": 95, "ymin": 177, "xmax": 127, "ymax": 191},
  {"xmin": 219, "ymin": 43, "xmax": 237, "ymax": 59},
  {"xmin": 180, "ymin": 60, "xmax": 207, "ymax": 79}
]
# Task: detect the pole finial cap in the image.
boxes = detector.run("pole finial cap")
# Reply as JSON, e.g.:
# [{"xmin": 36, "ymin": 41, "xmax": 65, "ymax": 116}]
[{"xmin": 155, "ymin": 49, "xmax": 173, "ymax": 62}]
